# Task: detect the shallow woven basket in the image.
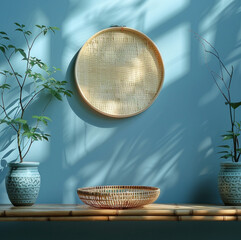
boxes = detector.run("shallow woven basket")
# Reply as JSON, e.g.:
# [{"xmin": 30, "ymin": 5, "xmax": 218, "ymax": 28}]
[
  {"xmin": 77, "ymin": 185, "xmax": 160, "ymax": 209},
  {"xmin": 75, "ymin": 27, "xmax": 164, "ymax": 118}
]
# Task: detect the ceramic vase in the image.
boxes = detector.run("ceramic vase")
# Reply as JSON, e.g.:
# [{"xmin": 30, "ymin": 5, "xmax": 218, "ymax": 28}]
[
  {"xmin": 5, "ymin": 162, "xmax": 41, "ymax": 206},
  {"xmin": 218, "ymin": 162, "xmax": 241, "ymax": 205}
]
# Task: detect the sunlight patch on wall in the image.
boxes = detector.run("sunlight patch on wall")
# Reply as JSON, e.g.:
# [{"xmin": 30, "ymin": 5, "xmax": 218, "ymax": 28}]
[
  {"xmin": 199, "ymin": 167, "xmax": 210, "ymax": 176},
  {"xmin": 155, "ymin": 23, "xmax": 190, "ymax": 88},
  {"xmin": 226, "ymin": 25, "xmax": 241, "ymax": 67},
  {"xmin": 26, "ymin": 141, "xmax": 50, "ymax": 163},
  {"xmin": 33, "ymin": 9, "xmax": 49, "ymax": 26},
  {"xmin": 198, "ymin": 137, "xmax": 212, "ymax": 152},
  {"xmin": 198, "ymin": 136, "xmax": 214, "ymax": 161},
  {"xmin": 200, "ymin": 0, "xmax": 235, "ymax": 34},
  {"xmin": 61, "ymin": 0, "xmax": 150, "ymax": 71},
  {"xmin": 80, "ymin": 124, "xmax": 115, "ymax": 152},
  {"xmin": 205, "ymin": 148, "xmax": 214, "ymax": 158},
  {"xmin": 156, "ymin": 151, "xmax": 182, "ymax": 194},
  {"xmin": 31, "ymin": 35, "xmax": 51, "ymax": 66},
  {"xmin": 62, "ymin": 117, "xmax": 122, "ymax": 202},
  {"xmin": 63, "ymin": 0, "xmax": 147, "ymax": 37},
  {"xmin": 79, "ymin": 160, "xmax": 106, "ymax": 180},
  {"xmin": 145, "ymin": 0, "xmax": 189, "ymax": 31},
  {"xmin": 144, "ymin": 150, "xmax": 182, "ymax": 199},
  {"xmin": 62, "ymin": 115, "xmax": 86, "ymax": 167},
  {"xmin": 199, "ymin": 0, "xmax": 238, "ymax": 69},
  {"xmin": 197, "ymin": 65, "xmax": 224, "ymax": 107},
  {"xmin": 63, "ymin": 175, "xmax": 79, "ymax": 203},
  {"xmin": 197, "ymin": 30, "xmax": 216, "ymax": 63},
  {"xmin": 32, "ymin": 10, "xmax": 50, "ymax": 64},
  {"xmin": 63, "ymin": 114, "xmax": 115, "ymax": 167},
  {"xmin": 134, "ymin": 150, "xmax": 182, "ymax": 186}
]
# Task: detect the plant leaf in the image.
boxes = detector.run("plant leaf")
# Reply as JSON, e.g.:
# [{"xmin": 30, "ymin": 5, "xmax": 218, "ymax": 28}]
[
  {"xmin": 14, "ymin": 23, "xmax": 21, "ymax": 27},
  {"xmin": 51, "ymin": 26, "xmax": 59, "ymax": 30},
  {"xmin": 15, "ymin": 28, "xmax": 23, "ymax": 32},
  {"xmin": 22, "ymin": 123, "xmax": 30, "ymax": 132},
  {"xmin": 222, "ymin": 135, "xmax": 234, "ymax": 140},
  {"xmin": 0, "ymin": 84, "xmax": 10, "ymax": 89},
  {"xmin": 225, "ymin": 101, "xmax": 241, "ymax": 109},
  {"xmin": 25, "ymin": 31, "xmax": 32, "ymax": 36},
  {"xmin": 32, "ymin": 115, "xmax": 51, "ymax": 125},
  {"xmin": 0, "ymin": 46, "xmax": 5, "ymax": 53},
  {"xmin": 42, "ymin": 136, "xmax": 49, "ymax": 141},
  {"xmin": 16, "ymin": 48, "xmax": 26, "ymax": 58},
  {"xmin": 218, "ymin": 145, "xmax": 230, "ymax": 148},
  {"xmin": 14, "ymin": 118, "xmax": 27, "ymax": 124},
  {"xmin": 220, "ymin": 154, "xmax": 233, "ymax": 159},
  {"xmin": 8, "ymin": 44, "xmax": 15, "ymax": 49}
]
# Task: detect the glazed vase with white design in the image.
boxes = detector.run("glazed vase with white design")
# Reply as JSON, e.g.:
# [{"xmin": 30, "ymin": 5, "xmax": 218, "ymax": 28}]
[
  {"xmin": 5, "ymin": 162, "xmax": 41, "ymax": 206},
  {"xmin": 218, "ymin": 162, "xmax": 241, "ymax": 206}
]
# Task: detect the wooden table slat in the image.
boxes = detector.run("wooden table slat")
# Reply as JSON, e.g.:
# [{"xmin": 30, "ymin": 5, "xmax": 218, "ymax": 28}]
[{"xmin": 0, "ymin": 204, "xmax": 241, "ymax": 221}]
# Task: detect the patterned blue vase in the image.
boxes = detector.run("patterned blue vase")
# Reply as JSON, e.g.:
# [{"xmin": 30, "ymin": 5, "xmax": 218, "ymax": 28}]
[
  {"xmin": 5, "ymin": 162, "xmax": 41, "ymax": 206},
  {"xmin": 218, "ymin": 162, "xmax": 241, "ymax": 206}
]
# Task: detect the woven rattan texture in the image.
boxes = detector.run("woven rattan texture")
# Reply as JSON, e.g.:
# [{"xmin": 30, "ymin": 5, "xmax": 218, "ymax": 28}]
[
  {"xmin": 75, "ymin": 27, "xmax": 164, "ymax": 118},
  {"xmin": 77, "ymin": 186, "xmax": 160, "ymax": 209}
]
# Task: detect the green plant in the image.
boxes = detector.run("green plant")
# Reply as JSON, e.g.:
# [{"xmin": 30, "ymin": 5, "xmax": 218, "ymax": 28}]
[
  {"xmin": 197, "ymin": 35, "xmax": 241, "ymax": 162},
  {"xmin": 0, "ymin": 23, "xmax": 72, "ymax": 163}
]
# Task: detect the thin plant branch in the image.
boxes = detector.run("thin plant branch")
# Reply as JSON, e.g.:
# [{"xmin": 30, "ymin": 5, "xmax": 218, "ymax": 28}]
[
  {"xmin": 23, "ymin": 88, "xmax": 44, "ymax": 110},
  {"xmin": 4, "ymin": 54, "xmax": 21, "ymax": 88},
  {"xmin": 23, "ymin": 32, "xmax": 30, "ymax": 49},
  {"xmin": 1, "ymin": 82, "xmax": 18, "ymax": 132},
  {"xmin": 196, "ymin": 32, "xmax": 240, "ymax": 162},
  {"xmin": 0, "ymin": 24, "xmax": 71, "ymax": 163},
  {"xmin": 22, "ymin": 139, "xmax": 33, "ymax": 160}
]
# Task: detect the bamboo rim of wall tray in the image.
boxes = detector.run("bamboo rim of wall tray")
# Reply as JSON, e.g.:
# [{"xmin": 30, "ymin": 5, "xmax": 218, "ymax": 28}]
[{"xmin": 75, "ymin": 27, "xmax": 165, "ymax": 118}]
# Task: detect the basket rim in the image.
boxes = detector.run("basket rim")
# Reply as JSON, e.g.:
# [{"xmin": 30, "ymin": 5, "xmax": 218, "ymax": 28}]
[
  {"xmin": 74, "ymin": 26, "xmax": 165, "ymax": 118},
  {"xmin": 77, "ymin": 185, "xmax": 160, "ymax": 197}
]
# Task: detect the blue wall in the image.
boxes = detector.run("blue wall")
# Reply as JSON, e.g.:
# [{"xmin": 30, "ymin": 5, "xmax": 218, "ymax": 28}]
[
  {"xmin": 1, "ymin": 1, "xmax": 241, "ymax": 239},
  {"xmin": 0, "ymin": 0, "xmax": 241, "ymax": 207}
]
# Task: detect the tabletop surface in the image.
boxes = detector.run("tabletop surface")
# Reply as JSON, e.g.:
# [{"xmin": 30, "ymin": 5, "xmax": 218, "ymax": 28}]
[{"xmin": 1, "ymin": 204, "xmax": 241, "ymax": 221}]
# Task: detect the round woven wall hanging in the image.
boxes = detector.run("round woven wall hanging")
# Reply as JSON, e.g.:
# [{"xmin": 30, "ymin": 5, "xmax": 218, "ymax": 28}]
[{"xmin": 75, "ymin": 27, "xmax": 164, "ymax": 118}]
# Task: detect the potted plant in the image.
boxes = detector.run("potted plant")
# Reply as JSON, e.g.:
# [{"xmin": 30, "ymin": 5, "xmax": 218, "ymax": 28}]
[
  {"xmin": 197, "ymin": 35, "xmax": 241, "ymax": 205},
  {"xmin": 0, "ymin": 23, "xmax": 72, "ymax": 206}
]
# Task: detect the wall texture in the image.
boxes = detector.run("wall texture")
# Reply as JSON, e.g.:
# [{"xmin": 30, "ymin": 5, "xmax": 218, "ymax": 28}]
[{"xmin": 0, "ymin": 0, "xmax": 241, "ymax": 208}]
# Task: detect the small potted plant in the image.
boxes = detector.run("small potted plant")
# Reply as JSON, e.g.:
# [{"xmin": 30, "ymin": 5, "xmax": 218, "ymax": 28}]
[
  {"xmin": 197, "ymin": 35, "xmax": 241, "ymax": 205},
  {"xmin": 0, "ymin": 23, "xmax": 72, "ymax": 206}
]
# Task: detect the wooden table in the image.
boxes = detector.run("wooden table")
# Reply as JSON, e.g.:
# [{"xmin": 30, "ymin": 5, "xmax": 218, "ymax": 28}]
[{"xmin": 0, "ymin": 204, "xmax": 241, "ymax": 221}]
